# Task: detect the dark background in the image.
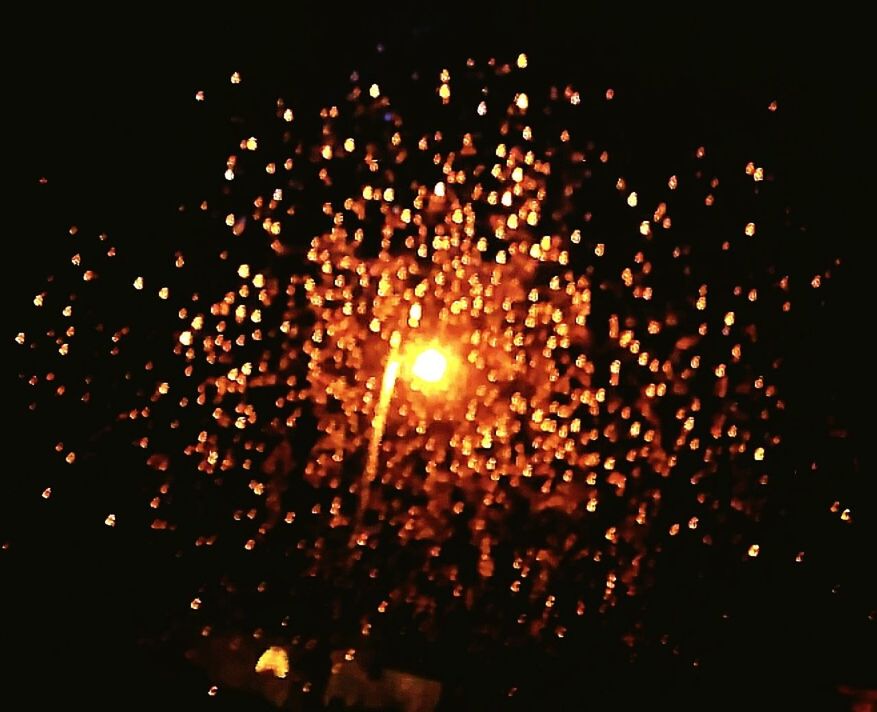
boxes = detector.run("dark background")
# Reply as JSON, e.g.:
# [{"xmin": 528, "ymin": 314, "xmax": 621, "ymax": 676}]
[{"xmin": 4, "ymin": 7, "xmax": 874, "ymax": 709}]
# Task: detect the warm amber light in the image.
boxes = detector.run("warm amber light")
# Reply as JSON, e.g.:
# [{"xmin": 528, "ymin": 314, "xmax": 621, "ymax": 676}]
[
  {"xmin": 411, "ymin": 348, "xmax": 448, "ymax": 384},
  {"xmin": 255, "ymin": 646, "xmax": 289, "ymax": 678}
]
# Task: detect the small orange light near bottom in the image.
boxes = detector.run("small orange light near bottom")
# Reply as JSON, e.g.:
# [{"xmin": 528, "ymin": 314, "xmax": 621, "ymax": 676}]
[{"xmin": 255, "ymin": 646, "xmax": 289, "ymax": 678}]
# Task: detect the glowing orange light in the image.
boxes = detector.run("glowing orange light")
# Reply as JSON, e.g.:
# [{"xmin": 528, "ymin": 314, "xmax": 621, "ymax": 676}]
[
  {"xmin": 255, "ymin": 646, "xmax": 289, "ymax": 678},
  {"xmin": 411, "ymin": 348, "xmax": 448, "ymax": 384}
]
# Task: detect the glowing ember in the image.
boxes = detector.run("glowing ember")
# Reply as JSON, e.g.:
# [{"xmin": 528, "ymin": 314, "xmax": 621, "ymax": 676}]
[{"xmin": 255, "ymin": 646, "xmax": 289, "ymax": 679}]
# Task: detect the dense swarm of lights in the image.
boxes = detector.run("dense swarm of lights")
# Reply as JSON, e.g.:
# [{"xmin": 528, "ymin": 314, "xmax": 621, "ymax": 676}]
[{"xmin": 15, "ymin": 53, "xmax": 852, "ymax": 701}]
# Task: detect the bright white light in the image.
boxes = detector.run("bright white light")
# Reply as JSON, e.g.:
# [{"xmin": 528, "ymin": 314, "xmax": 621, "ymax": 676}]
[{"xmin": 411, "ymin": 348, "xmax": 448, "ymax": 384}]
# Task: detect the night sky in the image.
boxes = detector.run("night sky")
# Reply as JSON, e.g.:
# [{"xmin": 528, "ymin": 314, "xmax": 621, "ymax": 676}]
[{"xmin": 5, "ymin": 9, "xmax": 874, "ymax": 710}]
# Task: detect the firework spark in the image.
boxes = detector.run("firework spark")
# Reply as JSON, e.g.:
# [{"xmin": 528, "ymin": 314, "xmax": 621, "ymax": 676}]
[{"xmin": 15, "ymin": 52, "xmax": 850, "ymax": 703}]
